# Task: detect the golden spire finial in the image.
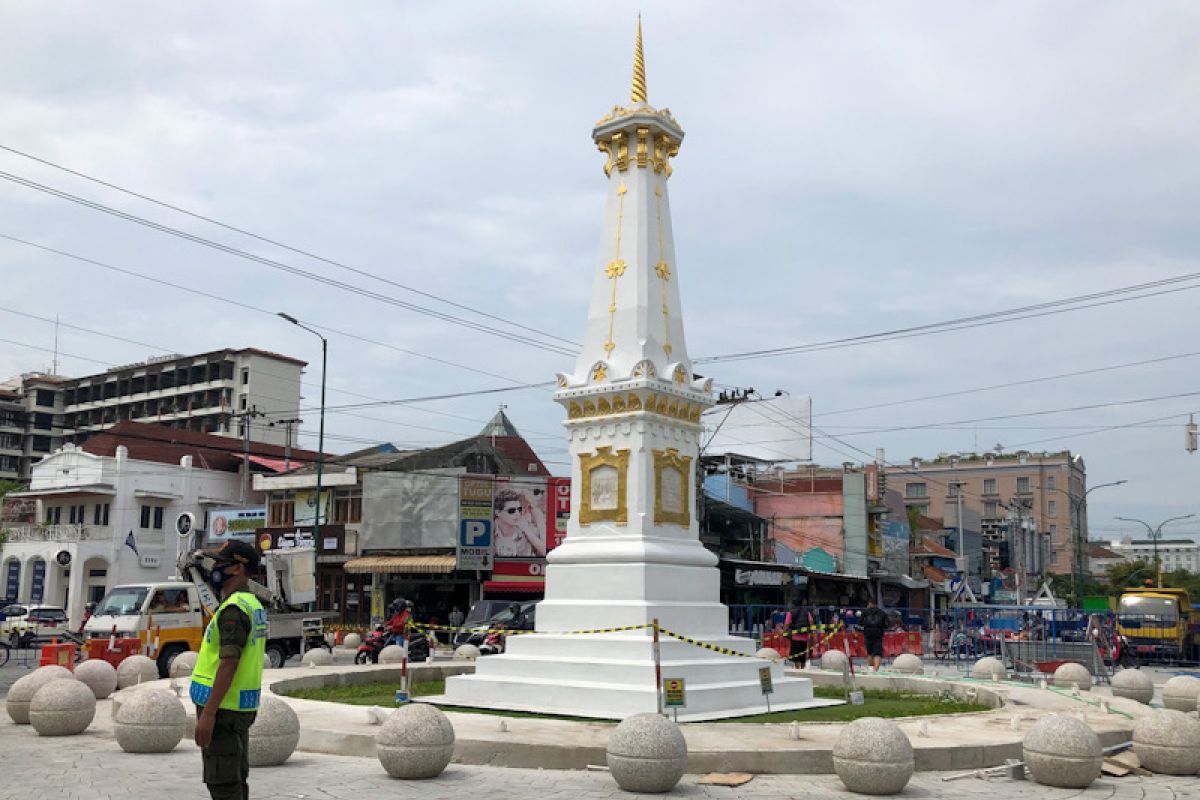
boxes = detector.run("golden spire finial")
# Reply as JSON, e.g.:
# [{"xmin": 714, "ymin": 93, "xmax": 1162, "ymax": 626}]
[{"xmin": 630, "ymin": 16, "xmax": 648, "ymax": 104}]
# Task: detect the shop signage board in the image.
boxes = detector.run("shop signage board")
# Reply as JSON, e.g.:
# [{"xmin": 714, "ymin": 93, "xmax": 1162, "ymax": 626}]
[{"xmin": 457, "ymin": 477, "xmax": 494, "ymax": 570}]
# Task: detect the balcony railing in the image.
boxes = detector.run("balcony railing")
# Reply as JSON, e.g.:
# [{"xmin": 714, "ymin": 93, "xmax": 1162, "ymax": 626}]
[{"xmin": 1, "ymin": 524, "xmax": 97, "ymax": 542}]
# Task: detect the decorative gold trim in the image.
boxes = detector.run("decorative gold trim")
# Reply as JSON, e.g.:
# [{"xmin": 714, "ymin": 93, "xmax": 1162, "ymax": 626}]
[
  {"xmin": 613, "ymin": 131, "xmax": 629, "ymax": 172},
  {"xmin": 579, "ymin": 446, "xmax": 630, "ymax": 525},
  {"xmin": 653, "ymin": 183, "xmax": 674, "ymax": 358},
  {"xmin": 631, "ymin": 16, "xmax": 647, "ymax": 104},
  {"xmin": 595, "ymin": 105, "xmax": 681, "ymax": 128},
  {"xmin": 603, "ymin": 181, "xmax": 628, "ymax": 356},
  {"xmin": 563, "ymin": 390, "xmax": 701, "ymax": 424},
  {"xmin": 653, "ymin": 447, "xmax": 692, "ymax": 526},
  {"xmin": 597, "ymin": 397, "xmax": 611, "ymax": 414},
  {"xmin": 596, "ymin": 138, "xmax": 614, "ymax": 177},
  {"xmin": 636, "ymin": 127, "xmax": 649, "ymax": 168},
  {"xmin": 592, "ymin": 364, "xmax": 608, "ymax": 383},
  {"xmin": 568, "ymin": 401, "xmax": 583, "ymax": 419},
  {"xmin": 673, "ymin": 365, "xmax": 687, "ymax": 384},
  {"xmin": 582, "ymin": 399, "xmax": 597, "ymax": 417},
  {"xmin": 628, "ymin": 393, "xmax": 642, "ymax": 411}
]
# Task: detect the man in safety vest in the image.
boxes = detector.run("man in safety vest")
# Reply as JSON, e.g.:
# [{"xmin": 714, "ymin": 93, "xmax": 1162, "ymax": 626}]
[{"xmin": 190, "ymin": 540, "xmax": 267, "ymax": 800}]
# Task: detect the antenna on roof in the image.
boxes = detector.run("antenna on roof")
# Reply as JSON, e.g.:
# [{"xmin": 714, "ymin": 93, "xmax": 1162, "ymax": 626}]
[{"xmin": 51, "ymin": 314, "xmax": 60, "ymax": 376}]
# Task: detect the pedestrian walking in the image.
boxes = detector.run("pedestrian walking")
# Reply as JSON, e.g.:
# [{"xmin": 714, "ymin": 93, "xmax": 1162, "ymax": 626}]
[
  {"xmin": 860, "ymin": 598, "xmax": 888, "ymax": 672},
  {"xmin": 191, "ymin": 541, "xmax": 268, "ymax": 800}
]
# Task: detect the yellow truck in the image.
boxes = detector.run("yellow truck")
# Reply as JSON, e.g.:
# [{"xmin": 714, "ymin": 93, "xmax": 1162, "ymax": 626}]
[{"xmin": 1116, "ymin": 587, "xmax": 1200, "ymax": 663}]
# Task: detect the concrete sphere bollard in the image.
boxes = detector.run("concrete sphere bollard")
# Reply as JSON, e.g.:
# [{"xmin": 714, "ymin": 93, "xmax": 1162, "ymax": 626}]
[
  {"xmin": 379, "ymin": 645, "xmax": 407, "ymax": 664},
  {"xmin": 343, "ymin": 633, "xmax": 362, "ymax": 649},
  {"xmin": 1160, "ymin": 675, "xmax": 1200, "ymax": 712},
  {"xmin": 301, "ymin": 648, "xmax": 333, "ymax": 667},
  {"xmin": 1133, "ymin": 709, "xmax": 1200, "ymax": 775},
  {"xmin": 74, "ymin": 659, "xmax": 119, "ymax": 700},
  {"xmin": 263, "ymin": 653, "xmax": 273, "ymax": 669},
  {"xmin": 114, "ymin": 688, "xmax": 186, "ymax": 753},
  {"xmin": 1022, "ymin": 714, "xmax": 1102, "ymax": 788},
  {"xmin": 5, "ymin": 665, "xmax": 73, "ymax": 724},
  {"xmin": 970, "ymin": 657, "xmax": 1006, "ymax": 681},
  {"xmin": 453, "ymin": 644, "xmax": 481, "ymax": 661},
  {"xmin": 29, "ymin": 678, "xmax": 97, "ymax": 736},
  {"xmin": 249, "ymin": 695, "xmax": 301, "ymax": 766},
  {"xmin": 892, "ymin": 654, "xmax": 924, "ymax": 675},
  {"xmin": 756, "ymin": 647, "xmax": 783, "ymax": 662},
  {"xmin": 1052, "ymin": 662, "xmax": 1093, "ymax": 692},
  {"xmin": 376, "ymin": 702, "xmax": 456, "ymax": 779},
  {"xmin": 606, "ymin": 712, "xmax": 688, "ymax": 794},
  {"xmin": 832, "ymin": 717, "xmax": 914, "ymax": 795},
  {"xmin": 116, "ymin": 655, "xmax": 159, "ymax": 689},
  {"xmin": 168, "ymin": 651, "xmax": 198, "ymax": 679},
  {"xmin": 821, "ymin": 649, "xmax": 849, "ymax": 672},
  {"xmin": 1110, "ymin": 669, "xmax": 1155, "ymax": 705}
]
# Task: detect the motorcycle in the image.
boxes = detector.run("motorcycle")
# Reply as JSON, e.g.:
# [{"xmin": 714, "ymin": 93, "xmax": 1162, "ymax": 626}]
[{"xmin": 355, "ymin": 626, "xmax": 430, "ymax": 664}]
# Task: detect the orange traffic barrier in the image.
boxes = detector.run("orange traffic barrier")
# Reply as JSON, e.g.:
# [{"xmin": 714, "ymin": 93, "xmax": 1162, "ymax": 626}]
[{"xmin": 39, "ymin": 638, "xmax": 78, "ymax": 670}]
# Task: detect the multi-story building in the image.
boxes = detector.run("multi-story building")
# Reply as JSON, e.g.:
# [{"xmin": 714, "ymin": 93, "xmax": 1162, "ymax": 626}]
[
  {"xmin": 0, "ymin": 373, "xmax": 67, "ymax": 481},
  {"xmin": 1107, "ymin": 537, "xmax": 1200, "ymax": 574},
  {"xmin": 59, "ymin": 348, "xmax": 304, "ymax": 447},
  {"xmin": 883, "ymin": 450, "xmax": 1087, "ymax": 580}
]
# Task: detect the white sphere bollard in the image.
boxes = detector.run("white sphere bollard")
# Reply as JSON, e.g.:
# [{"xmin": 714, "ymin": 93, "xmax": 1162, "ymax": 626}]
[
  {"xmin": 970, "ymin": 657, "xmax": 1006, "ymax": 681},
  {"xmin": 5, "ymin": 665, "xmax": 73, "ymax": 724},
  {"xmin": 756, "ymin": 647, "xmax": 783, "ymax": 662},
  {"xmin": 453, "ymin": 644, "xmax": 481, "ymax": 661},
  {"xmin": 263, "ymin": 653, "xmax": 274, "ymax": 669},
  {"xmin": 116, "ymin": 655, "xmax": 159, "ymax": 689},
  {"xmin": 114, "ymin": 688, "xmax": 186, "ymax": 753},
  {"xmin": 821, "ymin": 649, "xmax": 849, "ymax": 672},
  {"xmin": 1022, "ymin": 714, "xmax": 1102, "ymax": 788},
  {"xmin": 832, "ymin": 717, "xmax": 914, "ymax": 795},
  {"xmin": 1160, "ymin": 675, "xmax": 1200, "ymax": 712},
  {"xmin": 1133, "ymin": 709, "xmax": 1200, "ymax": 775},
  {"xmin": 1052, "ymin": 662, "xmax": 1092, "ymax": 691},
  {"xmin": 301, "ymin": 648, "xmax": 333, "ymax": 667},
  {"xmin": 376, "ymin": 702, "xmax": 456, "ymax": 779},
  {"xmin": 168, "ymin": 651, "xmax": 198, "ymax": 679},
  {"xmin": 892, "ymin": 654, "xmax": 924, "ymax": 675},
  {"xmin": 29, "ymin": 678, "xmax": 97, "ymax": 736},
  {"xmin": 1110, "ymin": 669, "xmax": 1154, "ymax": 705},
  {"xmin": 379, "ymin": 645, "xmax": 407, "ymax": 665},
  {"xmin": 343, "ymin": 633, "xmax": 362, "ymax": 649},
  {"xmin": 249, "ymin": 695, "xmax": 301, "ymax": 766},
  {"xmin": 606, "ymin": 712, "xmax": 687, "ymax": 794},
  {"xmin": 74, "ymin": 659, "xmax": 119, "ymax": 700}
]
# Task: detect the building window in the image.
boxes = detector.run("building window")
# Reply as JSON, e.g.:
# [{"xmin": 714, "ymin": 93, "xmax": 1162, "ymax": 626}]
[
  {"xmin": 140, "ymin": 505, "xmax": 151, "ymax": 529},
  {"xmin": 905, "ymin": 483, "xmax": 927, "ymax": 499},
  {"xmin": 1046, "ymin": 475, "xmax": 1056, "ymax": 491},
  {"xmin": 984, "ymin": 501, "xmax": 999, "ymax": 518},
  {"xmin": 1016, "ymin": 477, "xmax": 1031, "ymax": 494},
  {"xmin": 92, "ymin": 503, "xmax": 110, "ymax": 526},
  {"xmin": 239, "ymin": 396, "xmax": 247, "ymax": 411},
  {"xmin": 983, "ymin": 478, "xmax": 997, "ymax": 495},
  {"xmin": 334, "ymin": 492, "xmax": 362, "ymax": 524},
  {"xmin": 241, "ymin": 368, "xmax": 250, "ymax": 386},
  {"xmin": 1050, "ymin": 524, "xmax": 1057, "ymax": 537},
  {"xmin": 269, "ymin": 499, "xmax": 295, "ymax": 527},
  {"xmin": 948, "ymin": 482, "xmax": 961, "ymax": 497},
  {"xmin": 68, "ymin": 504, "xmax": 85, "ymax": 524},
  {"xmin": 44, "ymin": 505, "xmax": 61, "ymax": 524},
  {"xmin": 35, "ymin": 389, "xmax": 56, "ymax": 407},
  {"xmin": 153, "ymin": 506, "xmax": 164, "ymax": 529},
  {"xmin": 1048, "ymin": 500, "xmax": 1057, "ymax": 517}
]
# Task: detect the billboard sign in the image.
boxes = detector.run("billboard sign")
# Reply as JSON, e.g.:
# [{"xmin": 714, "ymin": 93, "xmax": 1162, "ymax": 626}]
[
  {"xmin": 549, "ymin": 477, "xmax": 570, "ymax": 551},
  {"xmin": 458, "ymin": 477, "xmax": 494, "ymax": 571},
  {"xmin": 207, "ymin": 507, "xmax": 267, "ymax": 542},
  {"xmin": 4, "ymin": 560, "xmax": 19, "ymax": 601},
  {"xmin": 294, "ymin": 490, "xmax": 332, "ymax": 526},
  {"xmin": 493, "ymin": 477, "xmax": 551, "ymax": 558},
  {"xmin": 703, "ymin": 395, "xmax": 813, "ymax": 462},
  {"xmin": 30, "ymin": 558, "xmax": 45, "ymax": 603}
]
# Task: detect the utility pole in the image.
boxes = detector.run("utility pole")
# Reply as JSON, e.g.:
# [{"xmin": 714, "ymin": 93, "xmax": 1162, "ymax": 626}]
[
  {"xmin": 236, "ymin": 405, "xmax": 266, "ymax": 504},
  {"xmin": 272, "ymin": 417, "xmax": 303, "ymax": 470}
]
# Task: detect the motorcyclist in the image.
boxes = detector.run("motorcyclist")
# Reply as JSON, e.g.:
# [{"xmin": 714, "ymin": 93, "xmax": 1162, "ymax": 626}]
[{"xmin": 387, "ymin": 599, "xmax": 412, "ymax": 648}]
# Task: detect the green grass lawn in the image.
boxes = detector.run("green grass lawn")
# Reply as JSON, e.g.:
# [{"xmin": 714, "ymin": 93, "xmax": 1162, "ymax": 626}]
[{"xmin": 282, "ymin": 680, "xmax": 988, "ymax": 723}]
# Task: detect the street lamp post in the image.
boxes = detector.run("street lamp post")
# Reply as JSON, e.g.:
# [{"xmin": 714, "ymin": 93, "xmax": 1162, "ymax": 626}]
[
  {"xmin": 1114, "ymin": 513, "xmax": 1197, "ymax": 587},
  {"xmin": 278, "ymin": 312, "xmax": 327, "ymax": 613},
  {"xmin": 1047, "ymin": 479, "xmax": 1126, "ymax": 605}
]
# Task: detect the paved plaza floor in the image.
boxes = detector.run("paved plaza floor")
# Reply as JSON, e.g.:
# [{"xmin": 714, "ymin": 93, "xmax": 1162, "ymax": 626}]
[{"xmin": 0, "ymin": 720, "xmax": 1197, "ymax": 800}]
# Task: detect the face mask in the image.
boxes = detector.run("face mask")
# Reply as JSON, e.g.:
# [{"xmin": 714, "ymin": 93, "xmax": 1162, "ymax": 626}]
[{"xmin": 208, "ymin": 564, "xmax": 230, "ymax": 590}]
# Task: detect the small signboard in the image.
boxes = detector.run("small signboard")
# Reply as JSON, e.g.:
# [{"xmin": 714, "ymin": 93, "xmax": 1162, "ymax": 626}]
[
  {"xmin": 663, "ymin": 678, "xmax": 686, "ymax": 708},
  {"xmin": 758, "ymin": 666, "xmax": 774, "ymax": 696}
]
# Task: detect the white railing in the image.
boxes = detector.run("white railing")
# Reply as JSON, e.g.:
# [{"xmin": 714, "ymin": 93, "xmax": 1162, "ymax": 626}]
[{"xmin": 1, "ymin": 524, "xmax": 96, "ymax": 542}]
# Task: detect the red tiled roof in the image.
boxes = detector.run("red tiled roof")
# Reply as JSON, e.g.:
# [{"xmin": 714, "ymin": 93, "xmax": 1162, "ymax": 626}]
[
  {"xmin": 489, "ymin": 436, "xmax": 551, "ymax": 477},
  {"xmin": 923, "ymin": 565, "xmax": 950, "ymax": 583},
  {"xmin": 81, "ymin": 422, "xmax": 324, "ymax": 473},
  {"xmin": 1088, "ymin": 543, "xmax": 1123, "ymax": 560},
  {"xmin": 911, "ymin": 536, "xmax": 957, "ymax": 558}
]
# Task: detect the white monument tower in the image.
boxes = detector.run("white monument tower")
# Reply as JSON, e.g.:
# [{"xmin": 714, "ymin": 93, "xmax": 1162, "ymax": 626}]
[{"xmin": 442, "ymin": 22, "xmax": 822, "ymax": 720}]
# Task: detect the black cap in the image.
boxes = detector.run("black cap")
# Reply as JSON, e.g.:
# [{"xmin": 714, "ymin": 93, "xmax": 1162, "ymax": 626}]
[{"xmin": 203, "ymin": 540, "xmax": 261, "ymax": 572}]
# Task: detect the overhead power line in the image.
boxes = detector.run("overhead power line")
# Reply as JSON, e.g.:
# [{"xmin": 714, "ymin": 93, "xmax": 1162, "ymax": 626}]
[
  {"xmin": 0, "ymin": 169, "xmax": 577, "ymax": 357},
  {"xmin": 0, "ymin": 142, "xmax": 579, "ymax": 350}
]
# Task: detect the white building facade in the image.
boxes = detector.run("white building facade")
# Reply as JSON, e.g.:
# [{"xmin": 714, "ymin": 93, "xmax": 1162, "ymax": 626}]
[
  {"xmin": 1, "ymin": 443, "xmax": 246, "ymax": 627},
  {"xmin": 1108, "ymin": 537, "xmax": 1200, "ymax": 574}
]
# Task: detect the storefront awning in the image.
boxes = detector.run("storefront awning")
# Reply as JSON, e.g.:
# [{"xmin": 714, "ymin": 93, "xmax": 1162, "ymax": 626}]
[
  {"xmin": 880, "ymin": 573, "xmax": 930, "ymax": 590},
  {"xmin": 483, "ymin": 580, "xmax": 545, "ymax": 594},
  {"xmin": 343, "ymin": 555, "xmax": 456, "ymax": 574}
]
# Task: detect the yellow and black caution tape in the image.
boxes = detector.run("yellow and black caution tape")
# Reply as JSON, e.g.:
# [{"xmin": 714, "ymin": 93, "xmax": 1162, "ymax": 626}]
[
  {"xmin": 407, "ymin": 620, "xmax": 653, "ymax": 637},
  {"xmin": 661, "ymin": 621, "xmax": 847, "ymax": 659}
]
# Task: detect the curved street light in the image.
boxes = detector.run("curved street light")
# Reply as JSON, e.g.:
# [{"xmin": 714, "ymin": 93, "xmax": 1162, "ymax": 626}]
[
  {"xmin": 1114, "ymin": 513, "xmax": 1197, "ymax": 587},
  {"xmin": 1044, "ymin": 479, "xmax": 1126, "ymax": 604}
]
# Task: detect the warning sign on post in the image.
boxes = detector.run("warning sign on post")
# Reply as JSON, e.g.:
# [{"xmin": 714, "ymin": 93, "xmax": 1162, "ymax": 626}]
[
  {"xmin": 758, "ymin": 666, "xmax": 774, "ymax": 696},
  {"xmin": 663, "ymin": 678, "xmax": 686, "ymax": 708}
]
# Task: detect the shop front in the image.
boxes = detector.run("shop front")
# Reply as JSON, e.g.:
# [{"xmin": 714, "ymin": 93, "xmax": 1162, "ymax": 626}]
[{"xmin": 342, "ymin": 553, "xmax": 474, "ymax": 630}]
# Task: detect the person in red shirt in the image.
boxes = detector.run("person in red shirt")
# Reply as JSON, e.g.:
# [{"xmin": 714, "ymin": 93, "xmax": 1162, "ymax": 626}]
[{"xmin": 387, "ymin": 600, "xmax": 412, "ymax": 648}]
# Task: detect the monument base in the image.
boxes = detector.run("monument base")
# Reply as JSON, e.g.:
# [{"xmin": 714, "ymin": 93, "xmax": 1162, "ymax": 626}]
[{"xmin": 438, "ymin": 633, "xmax": 831, "ymax": 721}]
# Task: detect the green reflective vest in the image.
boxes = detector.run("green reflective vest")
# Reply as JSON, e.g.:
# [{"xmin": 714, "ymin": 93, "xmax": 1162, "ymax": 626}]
[{"xmin": 189, "ymin": 591, "xmax": 267, "ymax": 712}]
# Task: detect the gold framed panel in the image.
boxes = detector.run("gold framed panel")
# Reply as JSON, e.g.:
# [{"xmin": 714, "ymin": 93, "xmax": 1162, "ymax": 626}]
[
  {"xmin": 653, "ymin": 447, "xmax": 692, "ymax": 526},
  {"xmin": 578, "ymin": 446, "xmax": 630, "ymax": 525}
]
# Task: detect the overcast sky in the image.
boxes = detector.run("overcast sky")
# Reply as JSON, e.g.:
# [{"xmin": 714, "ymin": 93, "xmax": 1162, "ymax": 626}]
[{"xmin": 3, "ymin": 2, "xmax": 1199, "ymax": 541}]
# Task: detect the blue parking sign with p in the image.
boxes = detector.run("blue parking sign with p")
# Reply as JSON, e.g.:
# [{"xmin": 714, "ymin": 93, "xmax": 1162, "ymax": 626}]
[{"xmin": 460, "ymin": 519, "xmax": 491, "ymax": 548}]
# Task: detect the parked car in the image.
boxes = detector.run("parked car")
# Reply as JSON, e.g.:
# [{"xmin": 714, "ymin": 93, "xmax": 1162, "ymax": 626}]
[
  {"xmin": 0, "ymin": 604, "xmax": 70, "ymax": 647},
  {"xmin": 453, "ymin": 601, "xmax": 537, "ymax": 647}
]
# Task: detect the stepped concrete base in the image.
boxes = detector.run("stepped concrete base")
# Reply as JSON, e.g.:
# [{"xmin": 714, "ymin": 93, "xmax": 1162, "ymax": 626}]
[{"xmin": 440, "ymin": 633, "xmax": 829, "ymax": 721}]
